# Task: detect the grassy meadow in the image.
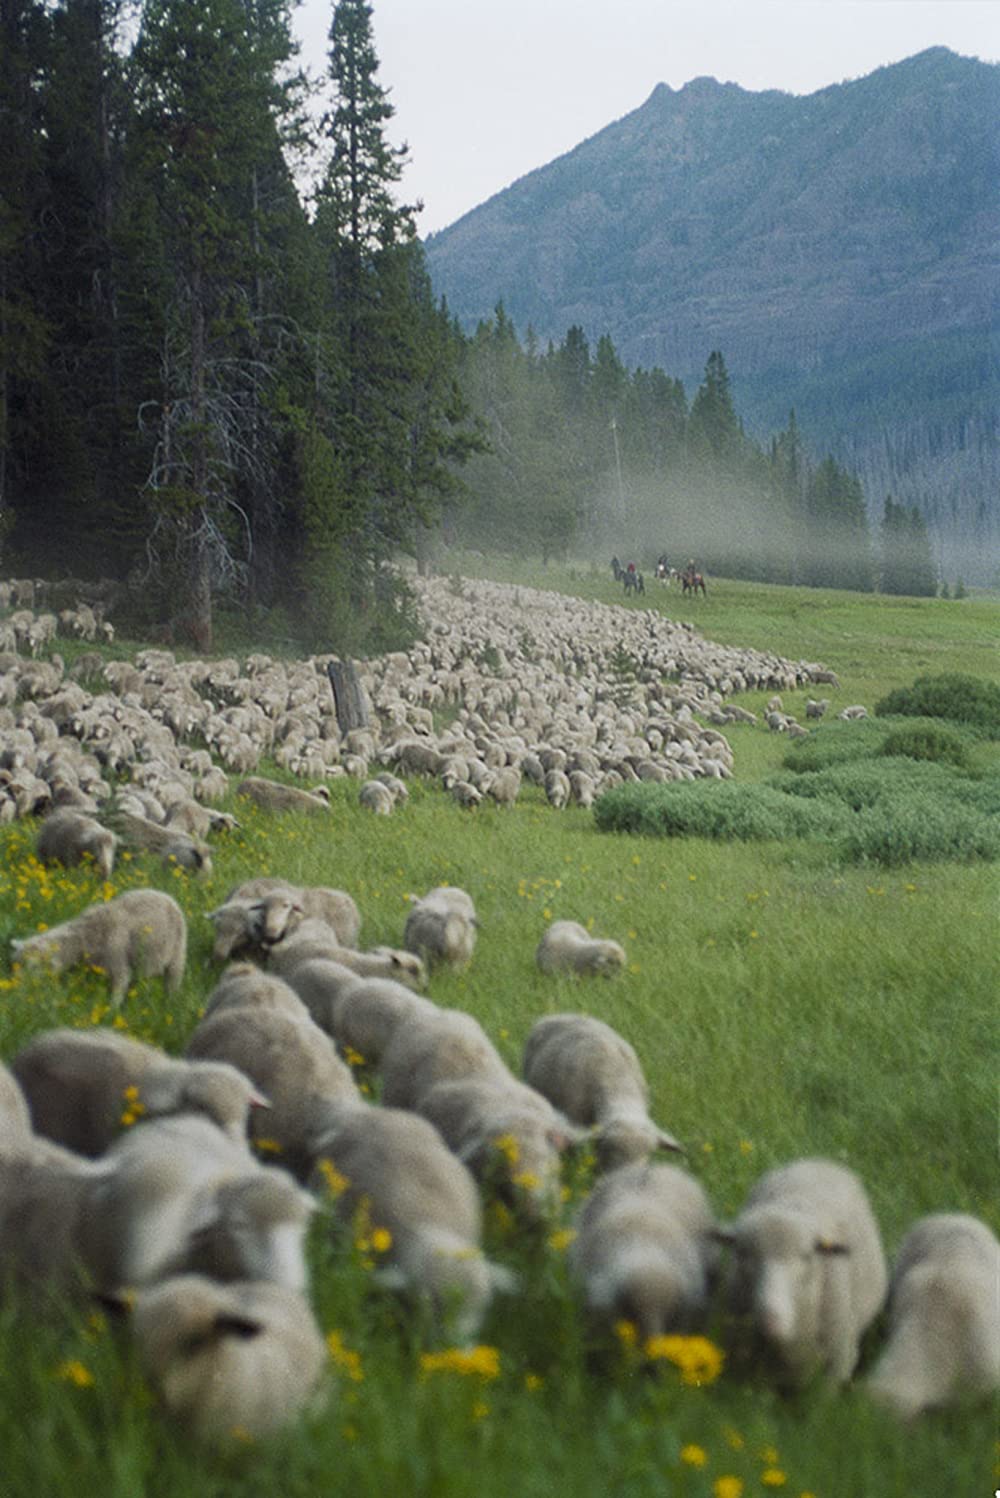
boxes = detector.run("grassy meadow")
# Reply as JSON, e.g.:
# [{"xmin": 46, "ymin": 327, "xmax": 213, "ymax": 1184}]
[{"xmin": 0, "ymin": 564, "xmax": 997, "ymax": 1498}]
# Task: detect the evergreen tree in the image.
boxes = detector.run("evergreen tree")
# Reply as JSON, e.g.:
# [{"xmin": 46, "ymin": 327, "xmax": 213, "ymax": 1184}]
[
  {"xmin": 688, "ymin": 350, "xmax": 740, "ymax": 463},
  {"xmin": 803, "ymin": 456, "xmax": 873, "ymax": 591},
  {"xmin": 880, "ymin": 495, "xmax": 936, "ymax": 596}
]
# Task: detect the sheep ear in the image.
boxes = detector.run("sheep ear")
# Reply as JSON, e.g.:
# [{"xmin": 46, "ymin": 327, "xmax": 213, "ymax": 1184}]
[
  {"xmin": 546, "ymin": 1124, "xmax": 585, "ymax": 1154},
  {"xmin": 205, "ymin": 908, "xmax": 224, "ymax": 923},
  {"xmin": 655, "ymin": 1128, "xmax": 686, "ymax": 1156},
  {"xmin": 709, "ymin": 1227, "xmax": 737, "ymax": 1247},
  {"xmin": 815, "ymin": 1238, "xmax": 850, "ymax": 1256},
  {"xmin": 249, "ymin": 1090, "xmax": 272, "ymax": 1110}
]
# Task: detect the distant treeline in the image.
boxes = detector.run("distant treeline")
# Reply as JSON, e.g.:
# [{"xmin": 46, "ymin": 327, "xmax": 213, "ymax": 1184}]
[{"xmin": 0, "ymin": 2, "xmax": 940, "ymax": 657}]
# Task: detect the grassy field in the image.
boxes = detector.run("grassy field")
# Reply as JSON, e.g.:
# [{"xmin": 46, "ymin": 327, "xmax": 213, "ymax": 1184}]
[{"xmin": 0, "ymin": 565, "xmax": 997, "ymax": 1498}]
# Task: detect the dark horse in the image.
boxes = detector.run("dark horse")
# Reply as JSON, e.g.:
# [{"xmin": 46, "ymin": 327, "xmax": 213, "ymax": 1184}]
[{"xmin": 681, "ymin": 565, "xmax": 707, "ymax": 597}]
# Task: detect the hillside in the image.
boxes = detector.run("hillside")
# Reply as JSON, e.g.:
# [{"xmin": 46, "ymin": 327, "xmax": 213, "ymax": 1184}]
[{"xmin": 425, "ymin": 49, "xmax": 1000, "ymax": 583}]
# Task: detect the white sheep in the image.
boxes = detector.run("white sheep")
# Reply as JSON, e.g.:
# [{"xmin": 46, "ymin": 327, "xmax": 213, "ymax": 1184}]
[
  {"xmin": 544, "ymin": 769, "xmax": 571, "ymax": 809},
  {"xmin": 236, "ymin": 776, "xmax": 331, "ymax": 814},
  {"xmin": 404, "ymin": 890, "xmax": 477, "ymax": 969},
  {"xmin": 571, "ymin": 1162, "xmax": 720, "ymax": 1340},
  {"xmin": 186, "ymin": 1004, "xmax": 362, "ymax": 1178},
  {"xmin": 265, "ymin": 916, "xmax": 345, "ymax": 975},
  {"xmin": 378, "ymin": 1009, "xmax": 509, "ymax": 1111},
  {"xmin": 11, "ymin": 1027, "xmax": 264, "ymax": 1157},
  {"xmin": 535, "ymin": 920, "xmax": 626, "ymax": 978},
  {"xmin": 716, "ymin": 1157, "xmax": 888, "ymax": 1386},
  {"xmin": 36, "ymin": 808, "xmax": 118, "ymax": 880},
  {"xmin": 282, "ymin": 959, "xmax": 436, "ymax": 1059},
  {"xmin": 866, "ymin": 1213, "xmax": 1000, "ymax": 1418},
  {"xmin": 309, "ymin": 1104, "xmax": 515, "ymax": 1343},
  {"xmin": 111, "ymin": 808, "xmax": 213, "ymax": 876},
  {"xmin": 359, "ymin": 779, "xmax": 395, "ymax": 815},
  {"xmin": 417, "ymin": 1076, "xmax": 582, "ymax": 1222},
  {"xmin": 522, "ymin": 1013, "xmax": 683, "ymax": 1169},
  {"xmin": 228, "ymin": 878, "xmax": 361, "ymax": 949},
  {"xmin": 130, "ymin": 1274, "xmax": 328, "ymax": 1445},
  {"xmin": 11, "ymin": 888, "xmax": 187, "ymax": 1006},
  {"xmin": 202, "ymin": 962, "xmax": 313, "ymax": 1023}
]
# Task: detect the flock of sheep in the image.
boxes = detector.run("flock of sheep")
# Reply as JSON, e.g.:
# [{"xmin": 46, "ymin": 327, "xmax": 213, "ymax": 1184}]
[{"xmin": 0, "ymin": 572, "xmax": 995, "ymax": 1449}]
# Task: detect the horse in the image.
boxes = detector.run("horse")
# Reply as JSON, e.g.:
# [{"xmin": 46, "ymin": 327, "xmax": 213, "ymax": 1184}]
[{"xmin": 680, "ymin": 566, "xmax": 707, "ymax": 597}]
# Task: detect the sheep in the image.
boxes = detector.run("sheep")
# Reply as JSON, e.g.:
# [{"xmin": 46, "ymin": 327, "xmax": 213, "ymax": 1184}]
[
  {"xmin": 309, "ymin": 1104, "xmax": 515, "ymax": 1344},
  {"xmin": 35, "ymin": 807, "xmax": 118, "ymax": 880},
  {"xmin": 165, "ymin": 798, "xmax": 239, "ymax": 839},
  {"xmin": 129, "ymin": 1274, "xmax": 328, "ymax": 1445},
  {"xmin": 417, "ymin": 1076, "xmax": 582, "ymax": 1222},
  {"xmin": 202, "ymin": 963, "xmax": 313, "ymax": 1023},
  {"xmin": 866, "ymin": 1213, "xmax": 1000, "ymax": 1418},
  {"xmin": 485, "ymin": 766, "xmax": 521, "ymax": 807},
  {"xmin": 11, "ymin": 1027, "xmax": 265, "ymax": 1157},
  {"xmin": 236, "ymin": 776, "xmax": 331, "ymax": 815},
  {"xmin": 110, "ymin": 808, "xmax": 213, "ymax": 876},
  {"xmin": 275, "ymin": 931, "xmax": 426, "ymax": 991},
  {"xmin": 265, "ymin": 916, "xmax": 345, "ymax": 975},
  {"xmin": 285, "ymin": 961, "xmax": 437, "ymax": 1063},
  {"xmin": 373, "ymin": 770, "xmax": 408, "ymax": 803},
  {"xmin": 544, "ymin": 769, "xmax": 571, "ymax": 809},
  {"xmin": 535, "ymin": 920, "xmax": 626, "ymax": 978},
  {"xmin": 838, "ymin": 705, "xmax": 869, "ymax": 721},
  {"xmin": 570, "ymin": 1163, "xmax": 720, "ymax": 1341},
  {"xmin": 186, "ymin": 1005, "xmax": 362, "ymax": 1178},
  {"xmin": 378, "ymin": 1009, "xmax": 510, "ymax": 1111},
  {"xmin": 715, "ymin": 1157, "xmax": 888, "ymax": 1386},
  {"xmin": 227, "ymin": 878, "xmax": 361, "ymax": 949},
  {"xmin": 567, "ymin": 770, "xmax": 596, "ymax": 808},
  {"xmin": 523, "ymin": 1013, "xmax": 683, "ymax": 1169},
  {"xmin": 805, "ymin": 698, "xmax": 830, "ymax": 719},
  {"xmin": 359, "ymin": 779, "xmax": 395, "ymax": 815},
  {"xmin": 404, "ymin": 890, "xmax": 477, "ymax": 970},
  {"xmin": 0, "ymin": 1059, "xmax": 34, "ymax": 1149},
  {"xmin": 11, "ymin": 888, "xmax": 187, "ymax": 1006},
  {"xmin": 81, "ymin": 1114, "xmax": 316, "ymax": 1292},
  {"xmin": 450, "ymin": 779, "xmax": 482, "ymax": 809},
  {"xmin": 0, "ymin": 1149, "xmax": 115, "ymax": 1297}
]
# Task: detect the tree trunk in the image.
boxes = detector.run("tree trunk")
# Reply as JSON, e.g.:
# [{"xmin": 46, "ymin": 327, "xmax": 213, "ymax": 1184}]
[{"xmin": 327, "ymin": 659, "xmax": 370, "ymax": 734}]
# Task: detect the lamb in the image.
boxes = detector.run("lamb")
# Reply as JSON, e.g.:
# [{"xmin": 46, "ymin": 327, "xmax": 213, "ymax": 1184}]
[
  {"xmin": 186, "ymin": 1005, "xmax": 362, "ymax": 1178},
  {"xmin": 359, "ymin": 779, "xmax": 395, "ymax": 815},
  {"xmin": 715, "ymin": 1157, "xmax": 888, "ymax": 1386},
  {"xmin": 110, "ymin": 808, "xmax": 213, "ymax": 876},
  {"xmin": 417, "ymin": 1076, "xmax": 582, "ymax": 1222},
  {"xmin": 866, "ymin": 1213, "xmax": 1000, "ymax": 1418},
  {"xmin": 129, "ymin": 1274, "xmax": 328, "ymax": 1446},
  {"xmin": 570, "ymin": 1163, "xmax": 720, "ymax": 1341},
  {"xmin": 309, "ymin": 1104, "xmax": 515, "ymax": 1343},
  {"xmin": 227, "ymin": 878, "xmax": 361, "ymax": 949},
  {"xmin": 404, "ymin": 889, "xmax": 477, "ymax": 970},
  {"xmin": 202, "ymin": 963, "xmax": 313, "ymax": 1023},
  {"xmin": 523, "ymin": 1013, "xmax": 683, "ymax": 1169},
  {"xmin": 11, "ymin": 888, "xmax": 187, "ymax": 1006},
  {"xmin": 236, "ymin": 776, "xmax": 331, "ymax": 815},
  {"xmin": 11, "ymin": 1027, "xmax": 264, "ymax": 1157},
  {"xmin": 81, "ymin": 1114, "xmax": 315, "ymax": 1291},
  {"xmin": 535, "ymin": 920, "xmax": 626, "ymax": 978},
  {"xmin": 36, "ymin": 807, "xmax": 118, "ymax": 880},
  {"xmin": 378, "ymin": 1009, "xmax": 510, "ymax": 1111}
]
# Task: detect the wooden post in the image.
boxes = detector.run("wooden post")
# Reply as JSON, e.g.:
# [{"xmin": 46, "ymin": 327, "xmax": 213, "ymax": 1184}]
[{"xmin": 327, "ymin": 659, "xmax": 370, "ymax": 735}]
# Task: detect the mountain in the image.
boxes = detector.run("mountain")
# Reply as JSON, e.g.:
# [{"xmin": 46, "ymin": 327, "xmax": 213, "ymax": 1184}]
[{"xmin": 425, "ymin": 49, "xmax": 1000, "ymax": 584}]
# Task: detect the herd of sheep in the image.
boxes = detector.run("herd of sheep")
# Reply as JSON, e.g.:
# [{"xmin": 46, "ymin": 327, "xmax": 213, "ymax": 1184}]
[{"xmin": 0, "ymin": 573, "xmax": 995, "ymax": 1449}]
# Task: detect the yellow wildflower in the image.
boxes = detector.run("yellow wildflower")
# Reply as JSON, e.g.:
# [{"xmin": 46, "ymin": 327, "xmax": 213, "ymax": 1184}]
[
  {"xmin": 614, "ymin": 1319, "xmax": 638, "ymax": 1348},
  {"xmin": 643, "ymin": 1334, "xmax": 724, "ymax": 1385},
  {"xmin": 326, "ymin": 1330, "xmax": 364, "ymax": 1383},
  {"xmin": 493, "ymin": 1133, "xmax": 520, "ymax": 1166},
  {"xmin": 548, "ymin": 1228, "xmax": 576, "ymax": 1252},
  {"xmin": 723, "ymin": 1427, "xmax": 745, "ymax": 1451},
  {"xmin": 419, "ymin": 1345, "xmax": 500, "ymax": 1380},
  {"xmin": 371, "ymin": 1227, "xmax": 392, "ymax": 1253},
  {"xmin": 680, "ymin": 1444, "xmax": 707, "ymax": 1468},
  {"xmin": 343, "ymin": 1046, "xmax": 366, "ymax": 1068},
  {"xmin": 316, "ymin": 1157, "xmax": 350, "ymax": 1196},
  {"xmin": 761, "ymin": 1472, "xmax": 787, "ymax": 1489},
  {"xmin": 524, "ymin": 1373, "xmax": 543, "ymax": 1392},
  {"xmin": 471, "ymin": 1400, "xmax": 490, "ymax": 1420},
  {"xmin": 54, "ymin": 1360, "xmax": 94, "ymax": 1388},
  {"xmin": 512, "ymin": 1170, "xmax": 540, "ymax": 1191},
  {"xmin": 254, "ymin": 1138, "xmax": 283, "ymax": 1155},
  {"xmin": 714, "ymin": 1480, "xmax": 744, "ymax": 1498}
]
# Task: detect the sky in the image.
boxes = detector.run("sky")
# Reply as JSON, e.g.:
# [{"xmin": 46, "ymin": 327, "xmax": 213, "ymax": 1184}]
[{"xmin": 293, "ymin": 0, "xmax": 999, "ymax": 234}]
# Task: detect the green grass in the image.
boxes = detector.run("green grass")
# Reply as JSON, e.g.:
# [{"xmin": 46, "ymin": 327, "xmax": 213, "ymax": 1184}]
[{"xmin": 0, "ymin": 565, "xmax": 998, "ymax": 1498}]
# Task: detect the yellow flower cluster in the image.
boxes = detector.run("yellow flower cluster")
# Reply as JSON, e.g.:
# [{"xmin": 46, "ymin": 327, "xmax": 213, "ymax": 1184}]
[
  {"xmin": 315, "ymin": 1157, "xmax": 350, "ymax": 1196},
  {"xmin": 419, "ymin": 1345, "xmax": 500, "ymax": 1380},
  {"xmin": 119, "ymin": 1084, "xmax": 147, "ymax": 1128},
  {"xmin": 326, "ymin": 1330, "xmax": 364, "ymax": 1383},
  {"xmin": 54, "ymin": 1359, "xmax": 94, "ymax": 1389},
  {"xmin": 643, "ymin": 1334, "xmax": 725, "ymax": 1385}
]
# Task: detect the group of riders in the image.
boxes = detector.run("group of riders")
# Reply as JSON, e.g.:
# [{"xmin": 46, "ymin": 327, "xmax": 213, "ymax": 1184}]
[{"xmin": 611, "ymin": 555, "xmax": 707, "ymax": 596}]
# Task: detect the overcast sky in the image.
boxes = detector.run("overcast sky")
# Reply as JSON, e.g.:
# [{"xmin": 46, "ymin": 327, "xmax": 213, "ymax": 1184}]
[{"xmin": 293, "ymin": 0, "xmax": 999, "ymax": 234}]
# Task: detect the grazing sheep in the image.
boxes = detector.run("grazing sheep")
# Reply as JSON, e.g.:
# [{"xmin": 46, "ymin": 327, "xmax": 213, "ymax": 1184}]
[
  {"xmin": 228, "ymin": 879, "xmax": 361, "ymax": 949},
  {"xmin": 805, "ymin": 698, "xmax": 830, "ymax": 719},
  {"xmin": 359, "ymin": 779, "xmax": 395, "ymax": 815},
  {"xmin": 567, "ymin": 770, "xmax": 596, "ymax": 808},
  {"xmin": 523, "ymin": 1013, "xmax": 683, "ymax": 1169},
  {"xmin": 544, "ymin": 769, "xmax": 571, "ymax": 809},
  {"xmin": 203, "ymin": 963, "xmax": 313, "ymax": 1023},
  {"xmin": 165, "ymin": 798, "xmax": 240, "ymax": 839},
  {"xmin": 0, "ymin": 1060, "xmax": 33, "ymax": 1149},
  {"xmin": 286, "ymin": 961, "xmax": 437, "ymax": 1063},
  {"xmin": 838, "ymin": 705, "xmax": 869, "ymax": 721},
  {"xmin": 186, "ymin": 1005, "xmax": 362, "ymax": 1178},
  {"xmin": 265, "ymin": 916, "xmax": 345, "ymax": 975},
  {"xmin": 110, "ymin": 808, "xmax": 213, "ymax": 876},
  {"xmin": 379, "ymin": 1009, "xmax": 509, "ymax": 1111},
  {"xmin": 404, "ymin": 890, "xmax": 477, "ymax": 970},
  {"xmin": 309, "ymin": 1105, "xmax": 515, "ymax": 1344},
  {"xmin": 866, "ymin": 1213, "xmax": 1000, "ymax": 1419},
  {"xmin": 417, "ymin": 1076, "xmax": 582, "ymax": 1222},
  {"xmin": 571, "ymin": 1163, "xmax": 719, "ymax": 1340},
  {"xmin": 535, "ymin": 920, "xmax": 626, "ymax": 978},
  {"xmin": 81, "ymin": 1114, "xmax": 315, "ymax": 1291},
  {"xmin": 36, "ymin": 808, "xmax": 118, "ymax": 880},
  {"xmin": 716, "ymin": 1157, "xmax": 888, "ymax": 1386},
  {"xmin": 130, "ymin": 1275, "xmax": 328, "ymax": 1445},
  {"xmin": 485, "ymin": 766, "xmax": 521, "ymax": 807},
  {"xmin": 11, "ymin": 888, "xmax": 187, "ymax": 1006},
  {"xmin": 0, "ymin": 1149, "xmax": 114, "ymax": 1296},
  {"xmin": 236, "ymin": 777, "xmax": 331, "ymax": 815},
  {"xmin": 450, "ymin": 779, "xmax": 482, "ymax": 810},
  {"xmin": 11, "ymin": 1027, "xmax": 263, "ymax": 1157}
]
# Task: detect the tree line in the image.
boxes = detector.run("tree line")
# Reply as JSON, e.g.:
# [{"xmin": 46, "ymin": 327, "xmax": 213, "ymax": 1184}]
[{"xmin": 0, "ymin": 1, "xmax": 938, "ymax": 658}]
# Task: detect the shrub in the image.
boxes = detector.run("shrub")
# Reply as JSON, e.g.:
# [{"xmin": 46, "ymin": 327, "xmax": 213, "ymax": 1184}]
[
  {"xmin": 875, "ymin": 674, "xmax": 1000, "ymax": 735},
  {"xmin": 879, "ymin": 723, "xmax": 972, "ymax": 769},
  {"xmin": 838, "ymin": 800, "xmax": 1000, "ymax": 866},
  {"xmin": 594, "ymin": 781, "xmax": 849, "ymax": 843}
]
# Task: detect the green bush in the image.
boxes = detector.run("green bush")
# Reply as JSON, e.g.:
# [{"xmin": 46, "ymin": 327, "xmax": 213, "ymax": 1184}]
[
  {"xmin": 838, "ymin": 799, "xmax": 1000, "ymax": 865},
  {"xmin": 594, "ymin": 781, "xmax": 850, "ymax": 842},
  {"xmin": 879, "ymin": 722, "xmax": 972, "ymax": 768},
  {"xmin": 875, "ymin": 673, "xmax": 1000, "ymax": 735},
  {"xmin": 780, "ymin": 718, "xmax": 888, "ymax": 773}
]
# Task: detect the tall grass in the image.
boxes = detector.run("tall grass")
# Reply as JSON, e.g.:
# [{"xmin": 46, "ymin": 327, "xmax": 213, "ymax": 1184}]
[{"xmin": 0, "ymin": 568, "xmax": 997, "ymax": 1498}]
